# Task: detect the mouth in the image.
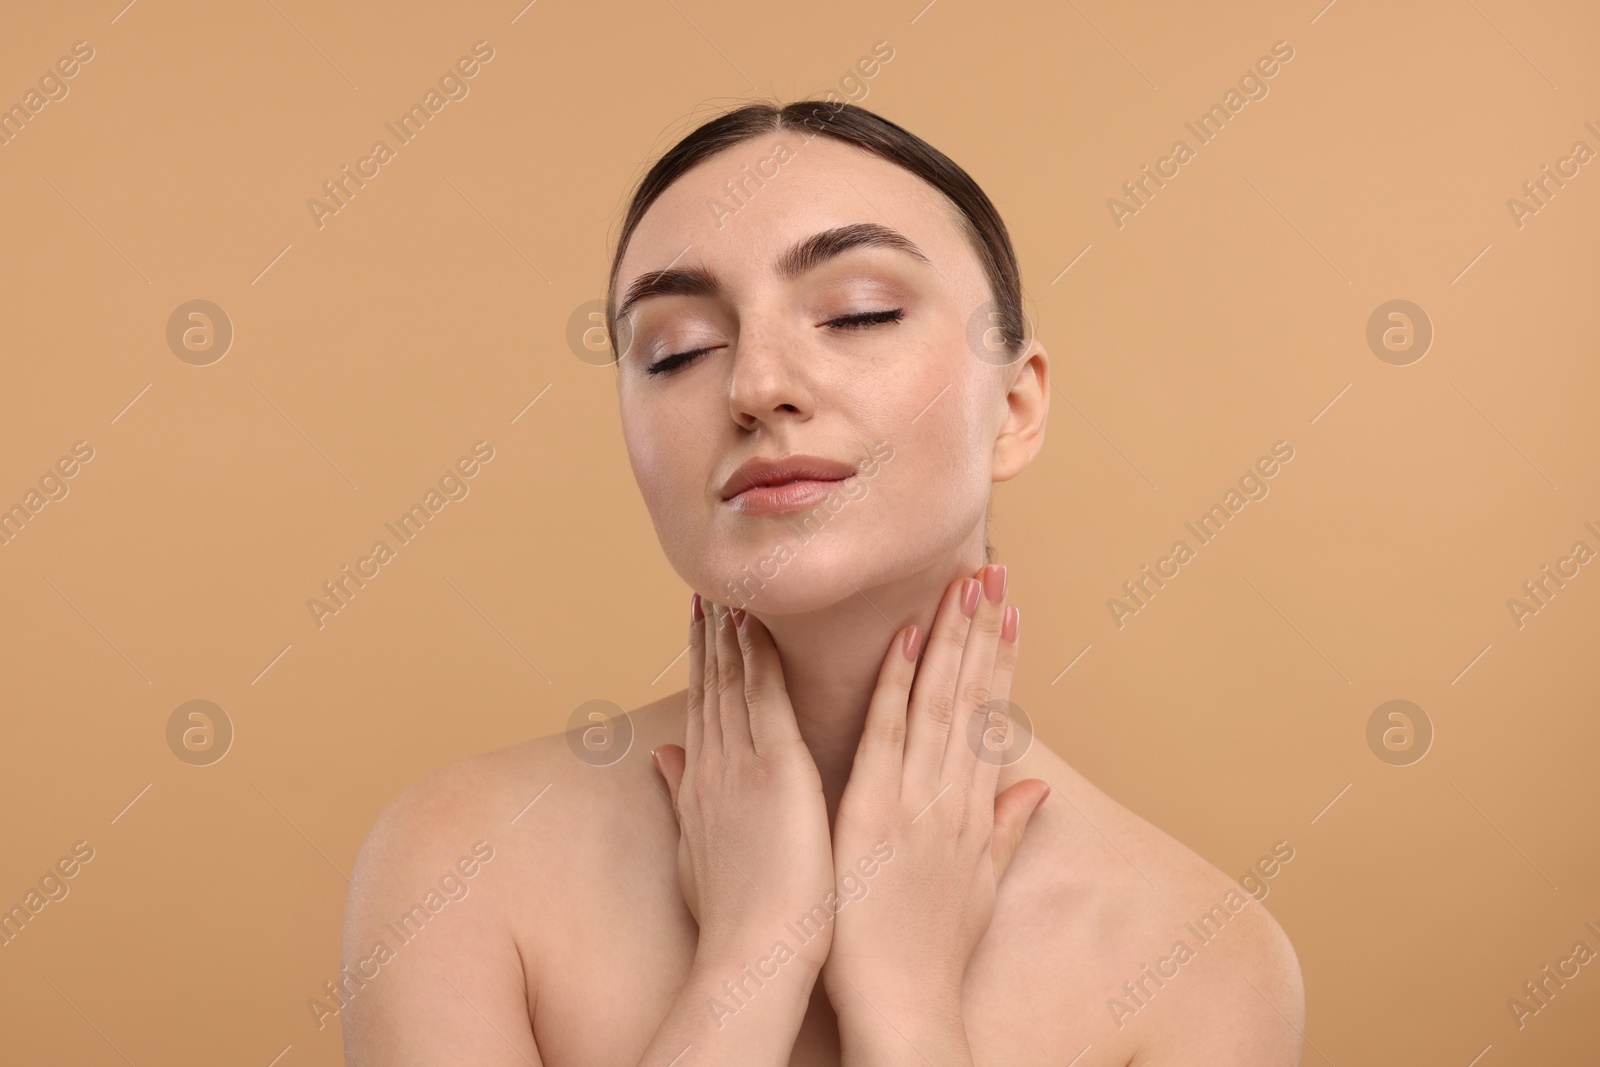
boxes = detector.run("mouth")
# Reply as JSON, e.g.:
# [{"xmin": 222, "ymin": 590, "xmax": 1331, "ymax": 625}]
[
  {"xmin": 724, "ymin": 475, "xmax": 854, "ymax": 514},
  {"xmin": 719, "ymin": 453, "xmax": 860, "ymax": 514}
]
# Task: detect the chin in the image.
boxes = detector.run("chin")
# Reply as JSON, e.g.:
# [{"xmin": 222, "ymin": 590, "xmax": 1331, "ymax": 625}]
[{"xmin": 693, "ymin": 533, "xmax": 896, "ymax": 616}]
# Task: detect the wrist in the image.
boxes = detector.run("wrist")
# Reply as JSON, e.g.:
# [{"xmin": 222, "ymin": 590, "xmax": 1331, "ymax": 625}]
[
  {"xmin": 836, "ymin": 993, "xmax": 969, "ymax": 1066},
  {"xmin": 829, "ymin": 972, "xmax": 963, "ymax": 1029},
  {"xmin": 692, "ymin": 931, "xmax": 823, "ymax": 1003},
  {"xmin": 700, "ymin": 912, "xmax": 832, "ymax": 973},
  {"xmin": 824, "ymin": 960, "xmax": 961, "ymax": 1013}
]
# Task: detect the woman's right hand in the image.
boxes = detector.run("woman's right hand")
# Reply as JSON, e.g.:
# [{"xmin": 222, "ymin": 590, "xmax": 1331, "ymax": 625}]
[{"xmin": 651, "ymin": 595, "xmax": 837, "ymax": 976}]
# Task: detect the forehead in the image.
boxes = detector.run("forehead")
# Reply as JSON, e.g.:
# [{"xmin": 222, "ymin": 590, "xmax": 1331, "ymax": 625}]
[{"xmin": 615, "ymin": 134, "xmax": 977, "ymax": 297}]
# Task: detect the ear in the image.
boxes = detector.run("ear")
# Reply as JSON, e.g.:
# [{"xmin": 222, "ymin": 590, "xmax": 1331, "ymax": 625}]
[{"xmin": 992, "ymin": 337, "xmax": 1048, "ymax": 483}]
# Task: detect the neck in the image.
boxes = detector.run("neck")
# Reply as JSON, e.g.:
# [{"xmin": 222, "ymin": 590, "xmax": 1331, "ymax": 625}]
[{"xmin": 754, "ymin": 549, "xmax": 985, "ymax": 820}]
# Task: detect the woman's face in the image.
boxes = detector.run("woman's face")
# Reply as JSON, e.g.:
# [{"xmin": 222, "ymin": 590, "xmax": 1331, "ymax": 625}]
[{"xmin": 613, "ymin": 133, "xmax": 1043, "ymax": 614}]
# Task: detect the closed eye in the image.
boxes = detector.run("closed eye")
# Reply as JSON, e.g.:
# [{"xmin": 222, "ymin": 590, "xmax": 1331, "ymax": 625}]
[
  {"xmin": 825, "ymin": 307, "xmax": 905, "ymax": 331},
  {"xmin": 643, "ymin": 308, "xmax": 905, "ymax": 377}
]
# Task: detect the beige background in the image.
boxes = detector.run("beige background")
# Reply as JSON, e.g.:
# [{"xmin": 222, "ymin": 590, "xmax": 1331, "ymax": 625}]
[{"xmin": 2, "ymin": 0, "xmax": 1597, "ymax": 1063}]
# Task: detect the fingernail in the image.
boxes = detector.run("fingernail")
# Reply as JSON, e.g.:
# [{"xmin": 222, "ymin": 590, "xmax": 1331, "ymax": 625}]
[
  {"xmin": 731, "ymin": 607, "xmax": 746, "ymax": 630},
  {"xmin": 1035, "ymin": 784, "xmax": 1051, "ymax": 811},
  {"xmin": 983, "ymin": 563, "xmax": 1007, "ymax": 604},
  {"xmin": 960, "ymin": 577, "xmax": 981, "ymax": 617},
  {"xmin": 902, "ymin": 624, "xmax": 921, "ymax": 661},
  {"xmin": 690, "ymin": 593, "xmax": 703, "ymax": 623},
  {"xmin": 650, "ymin": 747, "xmax": 660, "ymax": 770},
  {"xmin": 1002, "ymin": 604, "xmax": 1019, "ymax": 643}
]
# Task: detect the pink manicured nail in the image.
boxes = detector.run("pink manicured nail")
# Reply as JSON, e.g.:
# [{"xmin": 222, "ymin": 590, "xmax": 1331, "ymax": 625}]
[
  {"xmin": 731, "ymin": 607, "xmax": 746, "ymax": 630},
  {"xmin": 691, "ymin": 592, "xmax": 702, "ymax": 623},
  {"xmin": 1002, "ymin": 604, "xmax": 1019, "ymax": 643},
  {"xmin": 960, "ymin": 578, "xmax": 981, "ymax": 617},
  {"xmin": 983, "ymin": 564, "xmax": 1007, "ymax": 604},
  {"xmin": 902, "ymin": 624, "xmax": 921, "ymax": 661}
]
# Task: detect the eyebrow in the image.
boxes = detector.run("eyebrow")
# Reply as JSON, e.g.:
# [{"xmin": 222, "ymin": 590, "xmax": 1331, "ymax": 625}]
[{"xmin": 616, "ymin": 222, "xmax": 931, "ymax": 319}]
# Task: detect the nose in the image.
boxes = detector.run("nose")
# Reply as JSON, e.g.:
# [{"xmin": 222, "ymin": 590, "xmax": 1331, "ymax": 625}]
[{"xmin": 726, "ymin": 320, "xmax": 813, "ymax": 430}]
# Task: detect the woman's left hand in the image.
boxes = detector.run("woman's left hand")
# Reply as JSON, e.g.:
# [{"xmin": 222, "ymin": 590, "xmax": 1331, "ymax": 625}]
[{"xmin": 821, "ymin": 564, "xmax": 1050, "ymax": 1063}]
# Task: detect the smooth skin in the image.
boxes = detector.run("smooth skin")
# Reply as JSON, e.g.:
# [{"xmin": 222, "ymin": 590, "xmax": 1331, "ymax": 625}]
[
  {"xmin": 340, "ymin": 130, "xmax": 1305, "ymax": 1065},
  {"xmin": 647, "ymin": 572, "xmax": 1043, "ymax": 1066},
  {"xmin": 340, "ymin": 571, "xmax": 1304, "ymax": 1066}
]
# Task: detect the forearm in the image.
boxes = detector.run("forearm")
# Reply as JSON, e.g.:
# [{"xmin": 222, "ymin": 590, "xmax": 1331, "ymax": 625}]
[{"xmin": 636, "ymin": 941, "xmax": 818, "ymax": 1067}]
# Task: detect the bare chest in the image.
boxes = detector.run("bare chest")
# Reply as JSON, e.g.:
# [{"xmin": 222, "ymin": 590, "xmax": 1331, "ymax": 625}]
[{"xmin": 513, "ymin": 836, "xmax": 1137, "ymax": 1067}]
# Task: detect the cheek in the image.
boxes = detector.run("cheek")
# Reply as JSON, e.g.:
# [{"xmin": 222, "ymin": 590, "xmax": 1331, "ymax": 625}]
[
  {"xmin": 621, "ymin": 407, "xmax": 681, "ymax": 506},
  {"xmin": 863, "ymin": 380, "xmax": 991, "ymax": 529},
  {"xmin": 904, "ymin": 367, "xmax": 990, "ymax": 470}
]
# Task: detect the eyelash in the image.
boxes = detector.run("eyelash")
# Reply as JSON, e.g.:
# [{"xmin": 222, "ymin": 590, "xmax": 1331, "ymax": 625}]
[{"xmin": 644, "ymin": 308, "xmax": 905, "ymax": 377}]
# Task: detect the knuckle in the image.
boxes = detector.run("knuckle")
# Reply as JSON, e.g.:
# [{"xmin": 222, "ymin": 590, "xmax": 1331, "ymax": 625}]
[
  {"xmin": 958, "ymin": 679, "xmax": 992, "ymax": 711},
  {"xmin": 873, "ymin": 714, "xmax": 908, "ymax": 747},
  {"xmin": 924, "ymin": 691, "xmax": 957, "ymax": 727},
  {"xmin": 742, "ymin": 674, "xmax": 781, "ymax": 707},
  {"xmin": 972, "ymin": 609, "xmax": 1003, "ymax": 637}
]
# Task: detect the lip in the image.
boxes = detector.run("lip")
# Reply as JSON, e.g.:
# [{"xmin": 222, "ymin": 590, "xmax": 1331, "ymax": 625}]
[
  {"xmin": 719, "ymin": 453, "xmax": 858, "ymax": 513},
  {"xmin": 726, "ymin": 477, "xmax": 855, "ymax": 515}
]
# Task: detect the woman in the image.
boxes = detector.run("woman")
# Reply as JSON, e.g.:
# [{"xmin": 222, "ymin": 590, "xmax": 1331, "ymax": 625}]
[{"xmin": 341, "ymin": 100, "xmax": 1304, "ymax": 1066}]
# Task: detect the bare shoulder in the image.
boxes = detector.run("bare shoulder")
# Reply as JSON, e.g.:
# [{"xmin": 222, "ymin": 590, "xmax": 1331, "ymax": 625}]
[
  {"xmin": 348, "ymin": 694, "xmax": 680, "ymax": 898},
  {"xmin": 339, "ymin": 697, "xmax": 687, "ymax": 1049},
  {"xmin": 337, "ymin": 734, "xmax": 576, "ymax": 1064},
  {"xmin": 1006, "ymin": 741, "xmax": 1304, "ymax": 1066}
]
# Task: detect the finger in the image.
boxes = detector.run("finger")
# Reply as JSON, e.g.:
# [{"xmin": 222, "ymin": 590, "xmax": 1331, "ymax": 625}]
[
  {"xmin": 902, "ymin": 574, "xmax": 979, "ymax": 800},
  {"xmin": 652, "ymin": 743, "xmax": 687, "ymax": 816},
  {"xmin": 697, "ymin": 593, "xmax": 724, "ymax": 756},
  {"xmin": 850, "ymin": 624, "xmax": 920, "ymax": 793},
  {"xmin": 942, "ymin": 564, "xmax": 1007, "ymax": 791},
  {"xmin": 711, "ymin": 602, "xmax": 753, "ymax": 750},
  {"xmin": 992, "ymin": 780, "xmax": 1050, "ymax": 884},
  {"xmin": 732, "ymin": 610, "xmax": 802, "ymax": 755},
  {"xmin": 685, "ymin": 593, "xmax": 704, "ymax": 763},
  {"xmin": 970, "ymin": 602, "xmax": 1021, "ymax": 808}
]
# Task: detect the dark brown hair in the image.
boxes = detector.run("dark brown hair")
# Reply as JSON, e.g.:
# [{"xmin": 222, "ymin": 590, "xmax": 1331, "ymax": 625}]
[{"xmin": 606, "ymin": 99, "xmax": 1019, "ymax": 563}]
